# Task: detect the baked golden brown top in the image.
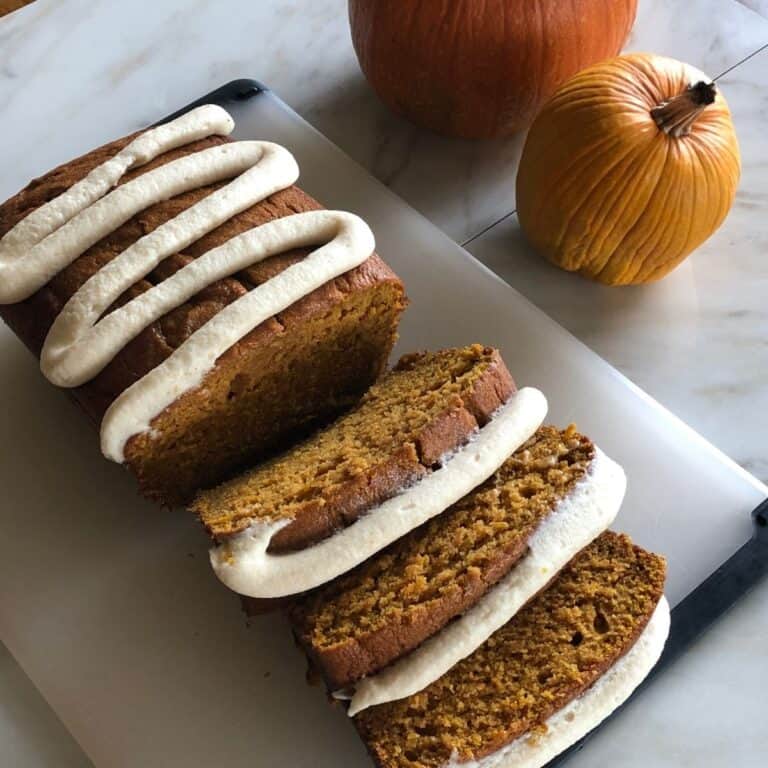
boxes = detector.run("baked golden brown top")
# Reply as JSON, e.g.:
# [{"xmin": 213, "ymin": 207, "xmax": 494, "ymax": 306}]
[
  {"xmin": 355, "ymin": 531, "xmax": 666, "ymax": 768},
  {"xmin": 288, "ymin": 425, "xmax": 595, "ymax": 688},
  {"xmin": 0, "ymin": 132, "xmax": 398, "ymax": 424},
  {"xmin": 193, "ymin": 345, "xmax": 515, "ymax": 550},
  {"xmin": 0, "ymin": 126, "xmax": 406, "ymax": 505}
]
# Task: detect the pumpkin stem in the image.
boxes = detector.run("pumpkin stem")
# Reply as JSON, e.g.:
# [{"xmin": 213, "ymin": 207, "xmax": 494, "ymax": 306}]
[{"xmin": 651, "ymin": 81, "xmax": 717, "ymax": 137}]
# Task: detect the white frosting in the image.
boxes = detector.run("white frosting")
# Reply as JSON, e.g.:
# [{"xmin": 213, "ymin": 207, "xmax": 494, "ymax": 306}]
[
  {"xmin": 40, "ymin": 140, "xmax": 301, "ymax": 387},
  {"xmin": 0, "ymin": 104, "xmax": 376, "ymax": 462},
  {"xmin": 209, "ymin": 387, "xmax": 548, "ymax": 598},
  {"xmin": 449, "ymin": 595, "xmax": 671, "ymax": 768},
  {"xmin": 342, "ymin": 445, "xmax": 626, "ymax": 716},
  {"xmin": 99, "ymin": 209, "xmax": 373, "ymax": 461}
]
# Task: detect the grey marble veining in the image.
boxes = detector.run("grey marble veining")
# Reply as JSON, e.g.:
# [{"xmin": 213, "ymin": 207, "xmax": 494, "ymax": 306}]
[
  {"xmin": 738, "ymin": 0, "xmax": 768, "ymax": 19},
  {"xmin": 2, "ymin": 0, "xmax": 767, "ymax": 243}
]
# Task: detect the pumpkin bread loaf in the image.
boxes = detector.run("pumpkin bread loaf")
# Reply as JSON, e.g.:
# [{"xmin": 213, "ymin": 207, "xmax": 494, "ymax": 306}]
[
  {"xmin": 0, "ymin": 131, "xmax": 406, "ymax": 505},
  {"xmin": 355, "ymin": 531, "xmax": 667, "ymax": 768},
  {"xmin": 286, "ymin": 425, "xmax": 597, "ymax": 690},
  {"xmin": 193, "ymin": 345, "xmax": 515, "ymax": 553}
]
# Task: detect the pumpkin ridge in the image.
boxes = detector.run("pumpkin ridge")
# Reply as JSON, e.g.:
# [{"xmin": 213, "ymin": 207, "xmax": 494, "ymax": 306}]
[
  {"xmin": 550, "ymin": 136, "xmax": 652, "ymax": 270},
  {"xmin": 666, "ymin": 146, "xmax": 731, "ymax": 277},
  {"xmin": 603, "ymin": 140, "xmax": 678, "ymax": 283},
  {"xmin": 349, "ymin": 0, "xmax": 638, "ymax": 139},
  {"xmin": 522, "ymin": 76, "xmax": 659, "ymax": 258},
  {"xmin": 515, "ymin": 52, "xmax": 740, "ymax": 285},
  {"xmin": 622, "ymin": 54, "xmax": 667, "ymax": 107},
  {"xmin": 624, "ymin": 134, "xmax": 703, "ymax": 283},
  {"xmin": 674, "ymin": 141, "xmax": 719, "ymax": 276},
  {"xmin": 528, "ymin": 132, "xmax": 628, "ymax": 237},
  {"xmin": 526, "ymin": 118, "xmax": 639, "ymax": 227},
  {"xmin": 665, "ymin": 144, "xmax": 702, "ymax": 279},
  {"xmin": 617, "ymin": 157, "xmax": 680, "ymax": 285},
  {"xmin": 585, "ymin": 137, "xmax": 667, "ymax": 275},
  {"xmin": 521, "ymin": 64, "xmax": 648, "ymax": 161},
  {"xmin": 589, "ymin": 136, "xmax": 671, "ymax": 280}
]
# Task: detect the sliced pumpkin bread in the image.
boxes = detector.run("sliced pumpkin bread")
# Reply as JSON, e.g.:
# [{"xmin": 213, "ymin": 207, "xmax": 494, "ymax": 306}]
[
  {"xmin": 354, "ymin": 531, "xmax": 668, "ymax": 768},
  {"xmin": 192, "ymin": 345, "xmax": 515, "ymax": 553},
  {"xmin": 0, "ymin": 131, "xmax": 406, "ymax": 506},
  {"xmin": 287, "ymin": 425, "xmax": 616, "ymax": 693}
]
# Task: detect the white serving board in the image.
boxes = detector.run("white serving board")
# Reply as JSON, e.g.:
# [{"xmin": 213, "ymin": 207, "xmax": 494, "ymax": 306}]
[{"xmin": 0, "ymin": 86, "xmax": 765, "ymax": 768}]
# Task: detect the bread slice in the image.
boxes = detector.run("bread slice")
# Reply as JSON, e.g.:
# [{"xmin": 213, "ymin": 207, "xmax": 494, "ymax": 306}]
[
  {"xmin": 354, "ymin": 531, "xmax": 668, "ymax": 768},
  {"xmin": 287, "ymin": 425, "xmax": 617, "ymax": 692},
  {"xmin": 0, "ymin": 132, "xmax": 406, "ymax": 506},
  {"xmin": 193, "ymin": 345, "xmax": 515, "ymax": 552}
]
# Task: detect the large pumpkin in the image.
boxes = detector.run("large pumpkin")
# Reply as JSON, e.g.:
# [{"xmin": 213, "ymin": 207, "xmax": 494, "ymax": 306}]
[
  {"xmin": 348, "ymin": 0, "xmax": 638, "ymax": 139},
  {"xmin": 516, "ymin": 54, "xmax": 741, "ymax": 285}
]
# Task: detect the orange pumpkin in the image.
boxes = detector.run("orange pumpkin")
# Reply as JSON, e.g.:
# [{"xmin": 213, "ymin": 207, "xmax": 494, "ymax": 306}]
[
  {"xmin": 348, "ymin": 0, "xmax": 638, "ymax": 139},
  {"xmin": 516, "ymin": 53, "xmax": 741, "ymax": 285}
]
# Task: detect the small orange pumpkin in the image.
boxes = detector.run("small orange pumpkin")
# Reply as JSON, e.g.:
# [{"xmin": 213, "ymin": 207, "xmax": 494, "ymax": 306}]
[
  {"xmin": 348, "ymin": 0, "xmax": 638, "ymax": 139},
  {"xmin": 516, "ymin": 53, "xmax": 741, "ymax": 285}
]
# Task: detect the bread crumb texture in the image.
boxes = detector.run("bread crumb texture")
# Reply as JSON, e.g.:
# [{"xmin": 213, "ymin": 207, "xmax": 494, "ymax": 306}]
[
  {"xmin": 289, "ymin": 425, "xmax": 594, "ymax": 688},
  {"xmin": 0, "ymin": 132, "xmax": 406, "ymax": 505},
  {"xmin": 355, "ymin": 531, "xmax": 666, "ymax": 768},
  {"xmin": 193, "ymin": 345, "xmax": 514, "ymax": 550}
]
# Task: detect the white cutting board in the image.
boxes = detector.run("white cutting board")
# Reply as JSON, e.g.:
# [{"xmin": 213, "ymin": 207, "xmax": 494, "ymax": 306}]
[{"xmin": 0, "ymin": 88, "xmax": 765, "ymax": 768}]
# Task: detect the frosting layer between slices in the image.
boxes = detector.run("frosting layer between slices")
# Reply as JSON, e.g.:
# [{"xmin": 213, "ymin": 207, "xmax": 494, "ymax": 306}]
[
  {"xmin": 451, "ymin": 595, "xmax": 670, "ymax": 768},
  {"xmin": 342, "ymin": 444, "xmax": 626, "ymax": 715},
  {"xmin": 209, "ymin": 387, "xmax": 548, "ymax": 598}
]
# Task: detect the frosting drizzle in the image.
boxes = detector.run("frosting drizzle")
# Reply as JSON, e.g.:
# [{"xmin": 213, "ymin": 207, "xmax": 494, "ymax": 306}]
[
  {"xmin": 341, "ymin": 445, "xmax": 626, "ymax": 715},
  {"xmin": 0, "ymin": 105, "xmax": 376, "ymax": 461},
  {"xmin": 209, "ymin": 388, "xmax": 548, "ymax": 598}
]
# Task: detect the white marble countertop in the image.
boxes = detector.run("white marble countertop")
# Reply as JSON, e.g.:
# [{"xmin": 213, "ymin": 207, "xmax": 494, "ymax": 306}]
[{"xmin": 1, "ymin": 0, "xmax": 767, "ymax": 765}]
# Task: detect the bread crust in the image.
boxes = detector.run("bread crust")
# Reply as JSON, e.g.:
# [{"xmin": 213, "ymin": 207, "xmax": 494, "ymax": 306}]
[
  {"xmin": 353, "ymin": 532, "xmax": 667, "ymax": 768},
  {"xmin": 287, "ymin": 426, "xmax": 596, "ymax": 690},
  {"xmin": 0, "ymin": 129, "xmax": 406, "ymax": 503},
  {"xmin": 221, "ymin": 346, "xmax": 515, "ymax": 551},
  {"xmin": 0, "ymin": 132, "xmax": 401, "ymax": 425},
  {"xmin": 291, "ymin": 532, "xmax": 531, "ymax": 690}
]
